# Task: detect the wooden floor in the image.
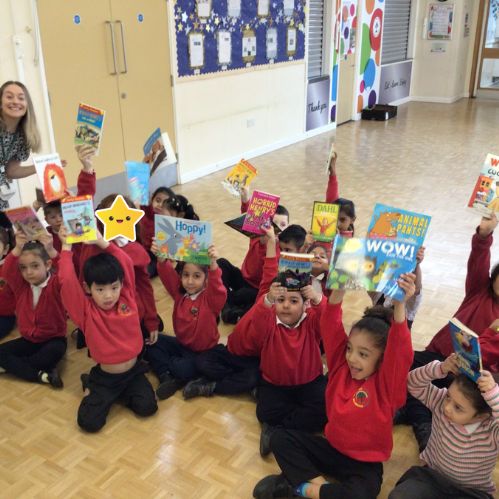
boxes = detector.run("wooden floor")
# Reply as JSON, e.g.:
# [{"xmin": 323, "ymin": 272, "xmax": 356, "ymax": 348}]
[{"xmin": 1, "ymin": 98, "xmax": 499, "ymax": 497}]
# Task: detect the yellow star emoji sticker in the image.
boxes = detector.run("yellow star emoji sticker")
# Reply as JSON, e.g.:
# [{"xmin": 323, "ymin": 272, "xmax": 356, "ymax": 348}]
[{"xmin": 95, "ymin": 195, "xmax": 144, "ymax": 242}]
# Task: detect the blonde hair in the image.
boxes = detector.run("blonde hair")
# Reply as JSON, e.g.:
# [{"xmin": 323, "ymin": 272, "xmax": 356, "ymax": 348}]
[{"xmin": 0, "ymin": 81, "xmax": 41, "ymax": 152}]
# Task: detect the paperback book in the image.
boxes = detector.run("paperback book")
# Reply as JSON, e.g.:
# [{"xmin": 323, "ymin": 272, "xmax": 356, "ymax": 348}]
[
  {"xmin": 143, "ymin": 128, "xmax": 176, "ymax": 175},
  {"xmin": 5, "ymin": 206, "xmax": 47, "ymax": 240},
  {"xmin": 277, "ymin": 252, "xmax": 314, "ymax": 291},
  {"xmin": 222, "ymin": 159, "xmax": 258, "ymax": 197},
  {"xmin": 155, "ymin": 215, "xmax": 212, "ymax": 265},
  {"xmin": 242, "ymin": 190, "xmax": 280, "ymax": 236},
  {"xmin": 311, "ymin": 201, "xmax": 339, "ymax": 242},
  {"xmin": 75, "ymin": 103, "xmax": 105, "ymax": 155},
  {"xmin": 327, "ymin": 236, "xmax": 418, "ymax": 301},
  {"xmin": 449, "ymin": 318, "xmax": 483, "ymax": 382},
  {"xmin": 125, "ymin": 161, "xmax": 149, "ymax": 206},
  {"xmin": 33, "ymin": 153, "xmax": 68, "ymax": 203},
  {"xmin": 367, "ymin": 203, "xmax": 431, "ymax": 246},
  {"xmin": 61, "ymin": 195, "xmax": 97, "ymax": 244},
  {"xmin": 468, "ymin": 153, "xmax": 499, "ymax": 217}
]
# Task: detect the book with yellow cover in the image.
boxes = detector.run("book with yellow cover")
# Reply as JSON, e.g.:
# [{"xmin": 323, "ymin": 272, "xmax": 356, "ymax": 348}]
[
  {"xmin": 222, "ymin": 159, "xmax": 258, "ymax": 196},
  {"xmin": 311, "ymin": 201, "xmax": 339, "ymax": 242}
]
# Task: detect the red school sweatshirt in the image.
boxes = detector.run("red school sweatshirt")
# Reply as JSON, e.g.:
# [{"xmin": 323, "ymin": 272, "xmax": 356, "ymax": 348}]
[
  {"xmin": 230, "ymin": 296, "xmax": 326, "ymax": 386},
  {"xmin": 58, "ymin": 244, "xmax": 143, "ymax": 364},
  {"xmin": 0, "ymin": 262, "xmax": 15, "ymax": 316},
  {"xmin": 138, "ymin": 205, "xmax": 156, "ymax": 251},
  {"xmin": 426, "ymin": 230, "xmax": 499, "ymax": 366},
  {"xmin": 321, "ymin": 302, "xmax": 413, "ymax": 462},
  {"xmin": 157, "ymin": 260, "xmax": 227, "ymax": 352},
  {"xmin": 3, "ymin": 253, "xmax": 66, "ymax": 342}
]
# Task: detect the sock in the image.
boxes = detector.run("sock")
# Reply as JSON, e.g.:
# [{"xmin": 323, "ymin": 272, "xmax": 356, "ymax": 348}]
[
  {"xmin": 295, "ymin": 483, "xmax": 311, "ymax": 497},
  {"xmin": 38, "ymin": 371, "xmax": 49, "ymax": 383}
]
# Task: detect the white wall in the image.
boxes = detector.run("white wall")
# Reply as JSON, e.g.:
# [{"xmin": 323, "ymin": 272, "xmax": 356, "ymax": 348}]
[{"xmin": 410, "ymin": 0, "xmax": 479, "ymax": 103}]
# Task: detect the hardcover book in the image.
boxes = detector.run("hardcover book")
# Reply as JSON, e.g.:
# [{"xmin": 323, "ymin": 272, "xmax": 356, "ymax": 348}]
[
  {"xmin": 222, "ymin": 159, "xmax": 258, "ymax": 197},
  {"xmin": 277, "ymin": 252, "xmax": 314, "ymax": 291},
  {"xmin": 33, "ymin": 153, "xmax": 68, "ymax": 203},
  {"xmin": 367, "ymin": 203, "xmax": 431, "ymax": 246},
  {"xmin": 75, "ymin": 103, "xmax": 105, "ymax": 155},
  {"xmin": 5, "ymin": 206, "xmax": 47, "ymax": 240},
  {"xmin": 327, "ymin": 236, "xmax": 418, "ymax": 301},
  {"xmin": 242, "ymin": 190, "xmax": 280, "ymax": 236},
  {"xmin": 225, "ymin": 213, "xmax": 282, "ymax": 238},
  {"xmin": 125, "ymin": 161, "xmax": 149, "ymax": 206},
  {"xmin": 468, "ymin": 153, "xmax": 499, "ymax": 217},
  {"xmin": 61, "ymin": 195, "xmax": 97, "ymax": 244},
  {"xmin": 155, "ymin": 215, "xmax": 212, "ymax": 265},
  {"xmin": 449, "ymin": 318, "xmax": 483, "ymax": 382},
  {"xmin": 311, "ymin": 201, "xmax": 339, "ymax": 242}
]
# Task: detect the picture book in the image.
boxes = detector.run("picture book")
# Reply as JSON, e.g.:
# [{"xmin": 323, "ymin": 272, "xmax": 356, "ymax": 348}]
[
  {"xmin": 155, "ymin": 215, "xmax": 212, "ymax": 265},
  {"xmin": 467, "ymin": 153, "xmax": 499, "ymax": 217},
  {"xmin": 277, "ymin": 252, "xmax": 314, "ymax": 291},
  {"xmin": 242, "ymin": 190, "xmax": 280, "ymax": 236},
  {"xmin": 32, "ymin": 153, "xmax": 69, "ymax": 203},
  {"xmin": 75, "ymin": 103, "xmax": 105, "ymax": 155},
  {"xmin": 5, "ymin": 206, "xmax": 47, "ymax": 240},
  {"xmin": 222, "ymin": 159, "xmax": 258, "ymax": 197},
  {"xmin": 311, "ymin": 201, "xmax": 339, "ymax": 242},
  {"xmin": 225, "ymin": 213, "xmax": 283, "ymax": 238},
  {"xmin": 125, "ymin": 161, "xmax": 149, "ymax": 206},
  {"xmin": 327, "ymin": 236, "xmax": 418, "ymax": 301},
  {"xmin": 449, "ymin": 318, "xmax": 483, "ymax": 382},
  {"xmin": 61, "ymin": 195, "xmax": 97, "ymax": 244},
  {"xmin": 367, "ymin": 203, "xmax": 431, "ymax": 246},
  {"xmin": 143, "ymin": 128, "xmax": 176, "ymax": 175}
]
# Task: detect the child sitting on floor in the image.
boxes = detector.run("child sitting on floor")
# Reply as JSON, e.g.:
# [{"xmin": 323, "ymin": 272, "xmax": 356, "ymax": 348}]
[{"xmin": 0, "ymin": 225, "xmax": 16, "ymax": 339}]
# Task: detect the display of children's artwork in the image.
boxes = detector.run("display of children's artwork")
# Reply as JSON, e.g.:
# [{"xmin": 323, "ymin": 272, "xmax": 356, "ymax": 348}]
[
  {"xmin": 427, "ymin": 3, "xmax": 454, "ymax": 40},
  {"xmin": 174, "ymin": 0, "xmax": 306, "ymax": 77},
  {"xmin": 278, "ymin": 252, "xmax": 313, "ymax": 291},
  {"xmin": 242, "ymin": 190, "xmax": 280, "ymax": 236},
  {"xmin": 311, "ymin": 202, "xmax": 339, "ymax": 243},
  {"xmin": 449, "ymin": 318, "xmax": 482, "ymax": 382},
  {"xmin": 33, "ymin": 153, "xmax": 69, "ymax": 203},
  {"xmin": 75, "ymin": 103, "xmax": 105, "ymax": 155},
  {"xmin": 327, "ymin": 236, "xmax": 418, "ymax": 301},
  {"xmin": 125, "ymin": 161, "xmax": 150, "ymax": 206},
  {"xmin": 5, "ymin": 206, "xmax": 47, "ymax": 240},
  {"xmin": 155, "ymin": 215, "xmax": 212, "ymax": 265},
  {"xmin": 61, "ymin": 195, "xmax": 97, "ymax": 244},
  {"xmin": 367, "ymin": 203, "xmax": 431, "ymax": 246},
  {"xmin": 468, "ymin": 153, "xmax": 499, "ymax": 217},
  {"xmin": 222, "ymin": 159, "xmax": 258, "ymax": 197}
]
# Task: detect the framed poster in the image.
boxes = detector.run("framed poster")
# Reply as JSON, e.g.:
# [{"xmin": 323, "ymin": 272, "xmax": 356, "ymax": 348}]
[
  {"xmin": 427, "ymin": 3, "xmax": 454, "ymax": 40},
  {"xmin": 218, "ymin": 30, "xmax": 232, "ymax": 65},
  {"xmin": 189, "ymin": 32, "xmax": 204, "ymax": 68}
]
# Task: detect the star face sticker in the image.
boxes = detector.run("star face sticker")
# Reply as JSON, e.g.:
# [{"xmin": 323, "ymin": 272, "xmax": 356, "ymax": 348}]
[{"xmin": 95, "ymin": 195, "xmax": 144, "ymax": 242}]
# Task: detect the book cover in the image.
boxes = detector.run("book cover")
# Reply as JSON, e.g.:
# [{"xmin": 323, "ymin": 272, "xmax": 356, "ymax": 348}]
[
  {"xmin": 222, "ymin": 159, "xmax": 258, "ymax": 197},
  {"xmin": 327, "ymin": 236, "xmax": 418, "ymax": 301},
  {"xmin": 61, "ymin": 195, "xmax": 97, "ymax": 244},
  {"xmin": 242, "ymin": 190, "xmax": 280, "ymax": 236},
  {"xmin": 277, "ymin": 252, "xmax": 313, "ymax": 291},
  {"xmin": 449, "ymin": 318, "xmax": 483, "ymax": 382},
  {"xmin": 155, "ymin": 215, "xmax": 212, "ymax": 265},
  {"xmin": 33, "ymin": 153, "xmax": 69, "ymax": 203},
  {"xmin": 468, "ymin": 153, "xmax": 499, "ymax": 217},
  {"xmin": 5, "ymin": 206, "xmax": 47, "ymax": 240},
  {"xmin": 125, "ymin": 161, "xmax": 149, "ymax": 206},
  {"xmin": 75, "ymin": 103, "xmax": 105, "ymax": 155},
  {"xmin": 311, "ymin": 201, "xmax": 339, "ymax": 242},
  {"xmin": 143, "ymin": 128, "xmax": 176, "ymax": 176},
  {"xmin": 225, "ymin": 213, "xmax": 283, "ymax": 238}
]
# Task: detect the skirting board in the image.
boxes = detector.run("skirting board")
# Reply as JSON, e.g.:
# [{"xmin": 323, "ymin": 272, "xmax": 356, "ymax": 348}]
[
  {"xmin": 410, "ymin": 93, "xmax": 469, "ymax": 104},
  {"xmin": 179, "ymin": 123, "xmax": 336, "ymax": 184}
]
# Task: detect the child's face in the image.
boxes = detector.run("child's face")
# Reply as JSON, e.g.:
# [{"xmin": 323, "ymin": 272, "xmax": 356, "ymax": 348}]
[
  {"xmin": 181, "ymin": 264, "xmax": 206, "ymax": 295},
  {"xmin": 279, "ymin": 240, "xmax": 301, "ymax": 253},
  {"xmin": 275, "ymin": 291, "xmax": 306, "ymax": 327},
  {"xmin": 337, "ymin": 212, "xmax": 355, "ymax": 233},
  {"xmin": 273, "ymin": 214, "xmax": 289, "ymax": 232},
  {"xmin": 18, "ymin": 252, "xmax": 51, "ymax": 286},
  {"xmin": 443, "ymin": 382, "xmax": 488, "ymax": 426},
  {"xmin": 152, "ymin": 192, "xmax": 171, "ymax": 214},
  {"xmin": 310, "ymin": 246, "xmax": 328, "ymax": 272},
  {"xmin": 346, "ymin": 329, "xmax": 383, "ymax": 380},
  {"xmin": 88, "ymin": 280, "xmax": 123, "ymax": 310},
  {"xmin": 45, "ymin": 208, "xmax": 63, "ymax": 232}
]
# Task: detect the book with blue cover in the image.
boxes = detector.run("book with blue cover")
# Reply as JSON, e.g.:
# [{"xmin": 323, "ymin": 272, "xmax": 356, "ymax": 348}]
[
  {"xmin": 75, "ymin": 103, "xmax": 105, "ymax": 155},
  {"xmin": 155, "ymin": 215, "xmax": 212, "ymax": 265},
  {"xmin": 327, "ymin": 236, "xmax": 418, "ymax": 300},
  {"xmin": 367, "ymin": 203, "xmax": 431, "ymax": 246},
  {"xmin": 125, "ymin": 161, "xmax": 150, "ymax": 206},
  {"xmin": 449, "ymin": 318, "xmax": 483, "ymax": 382},
  {"xmin": 277, "ymin": 252, "xmax": 314, "ymax": 291}
]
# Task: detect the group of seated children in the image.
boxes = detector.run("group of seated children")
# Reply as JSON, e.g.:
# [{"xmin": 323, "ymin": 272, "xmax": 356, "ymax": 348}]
[{"xmin": 0, "ymin": 149, "xmax": 497, "ymax": 499}]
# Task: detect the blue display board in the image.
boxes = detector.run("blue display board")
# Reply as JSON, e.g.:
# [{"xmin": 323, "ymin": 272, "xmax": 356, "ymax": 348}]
[{"xmin": 174, "ymin": 0, "xmax": 306, "ymax": 77}]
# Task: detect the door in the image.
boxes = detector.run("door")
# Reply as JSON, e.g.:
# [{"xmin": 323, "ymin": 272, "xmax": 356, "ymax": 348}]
[{"xmin": 477, "ymin": 0, "xmax": 499, "ymax": 93}]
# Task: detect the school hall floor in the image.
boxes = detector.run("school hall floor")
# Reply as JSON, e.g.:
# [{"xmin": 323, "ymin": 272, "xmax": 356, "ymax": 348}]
[{"xmin": 1, "ymin": 98, "xmax": 499, "ymax": 498}]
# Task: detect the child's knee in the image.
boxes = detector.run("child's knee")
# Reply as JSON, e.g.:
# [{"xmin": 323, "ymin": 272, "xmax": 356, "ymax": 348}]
[
  {"xmin": 77, "ymin": 410, "xmax": 106, "ymax": 433},
  {"xmin": 129, "ymin": 395, "xmax": 158, "ymax": 417}
]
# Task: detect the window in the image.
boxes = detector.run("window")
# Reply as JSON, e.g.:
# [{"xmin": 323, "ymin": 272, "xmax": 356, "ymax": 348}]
[
  {"xmin": 308, "ymin": 0, "xmax": 327, "ymax": 79},
  {"xmin": 381, "ymin": 0, "xmax": 412, "ymax": 65}
]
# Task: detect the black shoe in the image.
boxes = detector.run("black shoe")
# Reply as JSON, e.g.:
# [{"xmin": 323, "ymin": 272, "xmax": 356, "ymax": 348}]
[
  {"xmin": 413, "ymin": 422, "xmax": 432, "ymax": 452},
  {"xmin": 39, "ymin": 369, "xmax": 63, "ymax": 389},
  {"xmin": 183, "ymin": 378, "xmax": 216, "ymax": 400},
  {"xmin": 81, "ymin": 373, "xmax": 90, "ymax": 392},
  {"xmin": 71, "ymin": 328, "xmax": 87, "ymax": 349},
  {"xmin": 156, "ymin": 373, "xmax": 184, "ymax": 400},
  {"xmin": 250, "ymin": 386, "xmax": 258, "ymax": 402},
  {"xmin": 221, "ymin": 305, "xmax": 243, "ymax": 324},
  {"xmin": 393, "ymin": 406, "xmax": 409, "ymax": 425},
  {"xmin": 253, "ymin": 474, "xmax": 295, "ymax": 498},
  {"xmin": 259, "ymin": 423, "xmax": 277, "ymax": 457}
]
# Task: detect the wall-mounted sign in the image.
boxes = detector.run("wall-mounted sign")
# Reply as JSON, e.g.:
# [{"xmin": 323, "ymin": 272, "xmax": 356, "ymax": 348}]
[
  {"xmin": 378, "ymin": 61, "xmax": 412, "ymax": 104},
  {"xmin": 306, "ymin": 76, "xmax": 330, "ymax": 131}
]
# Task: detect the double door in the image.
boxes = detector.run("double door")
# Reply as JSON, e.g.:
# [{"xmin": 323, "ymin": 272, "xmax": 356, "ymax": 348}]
[{"xmin": 37, "ymin": 0, "xmax": 176, "ymax": 186}]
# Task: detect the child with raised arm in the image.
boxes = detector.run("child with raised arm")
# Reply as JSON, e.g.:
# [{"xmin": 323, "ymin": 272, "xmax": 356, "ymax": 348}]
[
  {"xmin": 389, "ymin": 355, "xmax": 498, "ymax": 499},
  {"xmin": 253, "ymin": 273, "xmax": 415, "ymax": 499},
  {"xmin": 146, "ymin": 242, "xmax": 227, "ymax": 400},
  {"xmin": 58, "ymin": 228, "xmax": 157, "ymax": 432},
  {"xmin": 0, "ymin": 232, "xmax": 66, "ymax": 387}
]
